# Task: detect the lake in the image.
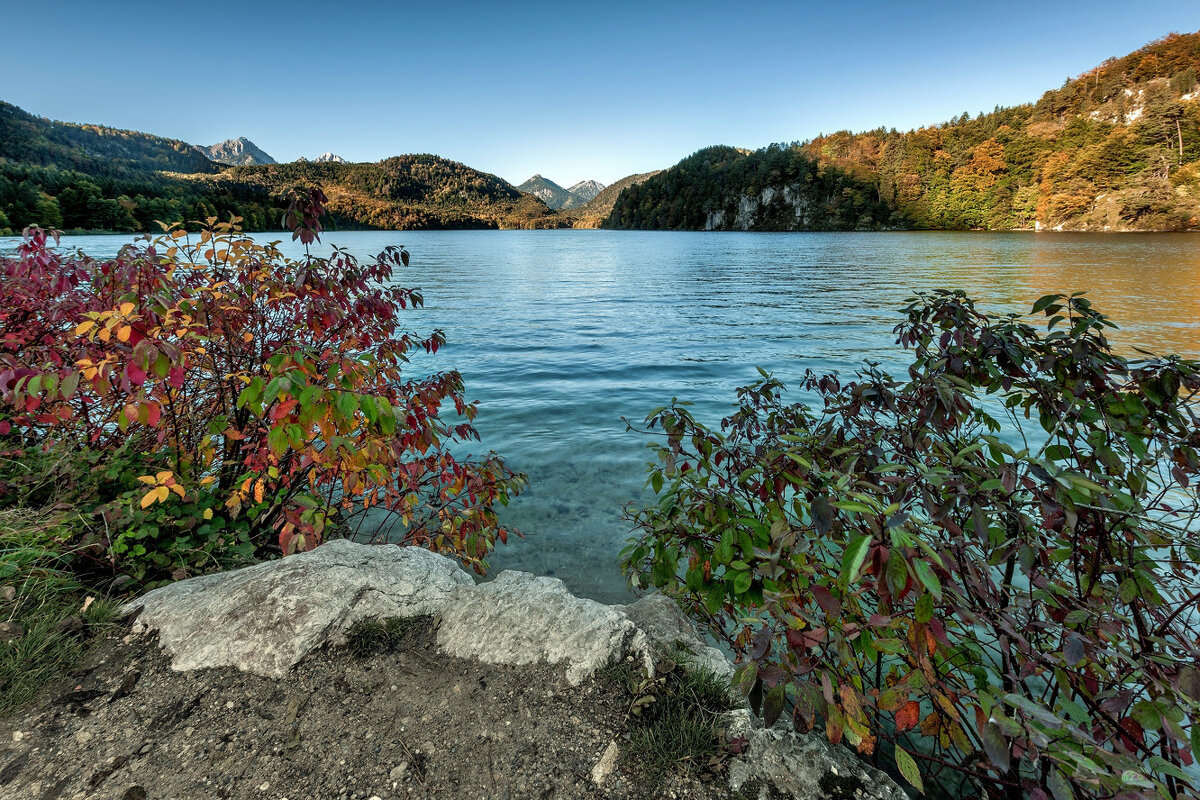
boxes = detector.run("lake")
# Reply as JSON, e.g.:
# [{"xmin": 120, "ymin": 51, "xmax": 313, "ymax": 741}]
[{"xmin": 8, "ymin": 229, "xmax": 1199, "ymax": 601}]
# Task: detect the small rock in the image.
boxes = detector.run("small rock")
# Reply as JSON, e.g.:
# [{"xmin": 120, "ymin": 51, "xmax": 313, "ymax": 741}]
[
  {"xmin": 11, "ymin": 731, "xmax": 23, "ymax": 742},
  {"xmin": 590, "ymin": 740, "xmax": 619, "ymax": 785},
  {"xmin": 0, "ymin": 621, "xmax": 23, "ymax": 641},
  {"xmin": 389, "ymin": 763, "xmax": 408, "ymax": 781},
  {"xmin": 52, "ymin": 615, "xmax": 84, "ymax": 636},
  {"xmin": 75, "ymin": 730, "xmax": 93, "ymax": 745},
  {"xmin": 0, "ymin": 584, "xmax": 15, "ymax": 602}
]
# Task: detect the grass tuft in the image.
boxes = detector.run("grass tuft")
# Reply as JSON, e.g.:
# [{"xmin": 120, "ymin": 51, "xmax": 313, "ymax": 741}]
[
  {"xmin": 0, "ymin": 508, "xmax": 120, "ymax": 714},
  {"xmin": 344, "ymin": 616, "xmax": 427, "ymax": 657},
  {"xmin": 606, "ymin": 655, "xmax": 736, "ymax": 785}
]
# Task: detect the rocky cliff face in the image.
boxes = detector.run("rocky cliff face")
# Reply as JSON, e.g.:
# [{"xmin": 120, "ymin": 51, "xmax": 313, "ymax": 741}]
[{"xmin": 199, "ymin": 136, "xmax": 276, "ymax": 166}]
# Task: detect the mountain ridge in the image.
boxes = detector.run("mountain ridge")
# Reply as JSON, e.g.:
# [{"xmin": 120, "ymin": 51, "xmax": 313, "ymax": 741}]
[{"xmin": 200, "ymin": 137, "xmax": 276, "ymax": 166}]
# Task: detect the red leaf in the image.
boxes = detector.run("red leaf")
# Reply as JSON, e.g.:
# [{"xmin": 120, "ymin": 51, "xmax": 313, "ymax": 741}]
[
  {"xmin": 896, "ymin": 700, "xmax": 921, "ymax": 732},
  {"xmin": 126, "ymin": 362, "xmax": 146, "ymax": 386},
  {"xmin": 1117, "ymin": 717, "xmax": 1144, "ymax": 753}
]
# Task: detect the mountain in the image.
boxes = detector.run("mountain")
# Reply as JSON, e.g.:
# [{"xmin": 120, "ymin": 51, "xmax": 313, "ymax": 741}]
[
  {"xmin": 570, "ymin": 172, "xmax": 660, "ymax": 228},
  {"xmin": 200, "ymin": 137, "xmax": 276, "ymax": 166},
  {"xmin": 607, "ymin": 32, "xmax": 1200, "ymax": 232},
  {"xmin": 517, "ymin": 175, "xmax": 607, "ymax": 210},
  {"xmin": 223, "ymin": 156, "xmax": 565, "ymax": 230},
  {"xmin": 517, "ymin": 174, "xmax": 576, "ymax": 209},
  {"xmin": 313, "ymin": 152, "xmax": 347, "ymax": 164},
  {"xmin": 566, "ymin": 179, "xmax": 605, "ymax": 203},
  {"xmin": 0, "ymin": 100, "xmax": 563, "ymax": 233}
]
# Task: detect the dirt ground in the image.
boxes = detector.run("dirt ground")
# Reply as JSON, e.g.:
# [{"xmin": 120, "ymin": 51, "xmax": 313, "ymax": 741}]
[{"xmin": 0, "ymin": 620, "xmax": 739, "ymax": 800}]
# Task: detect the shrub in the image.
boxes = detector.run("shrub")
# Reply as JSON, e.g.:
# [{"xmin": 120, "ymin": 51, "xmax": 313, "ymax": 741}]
[
  {"xmin": 622, "ymin": 290, "xmax": 1200, "ymax": 798},
  {"xmin": 0, "ymin": 192, "xmax": 523, "ymax": 585}
]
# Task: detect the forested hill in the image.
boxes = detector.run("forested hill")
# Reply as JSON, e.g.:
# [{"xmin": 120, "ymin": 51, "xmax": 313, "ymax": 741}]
[
  {"xmin": 606, "ymin": 32, "xmax": 1200, "ymax": 232},
  {"xmin": 0, "ymin": 102, "xmax": 216, "ymax": 178},
  {"xmin": 223, "ymin": 157, "xmax": 564, "ymax": 230},
  {"xmin": 0, "ymin": 102, "xmax": 563, "ymax": 233},
  {"xmin": 605, "ymin": 146, "xmax": 901, "ymax": 231}
]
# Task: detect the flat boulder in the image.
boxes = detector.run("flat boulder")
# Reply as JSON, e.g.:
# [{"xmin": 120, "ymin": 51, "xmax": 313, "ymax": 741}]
[
  {"xmin": 437, "ymin": 571, "xmax": 651, "ymax": 685},
  {"xmin": 123, "ymin": 539, "xmax": 471, "ymax": 678}
]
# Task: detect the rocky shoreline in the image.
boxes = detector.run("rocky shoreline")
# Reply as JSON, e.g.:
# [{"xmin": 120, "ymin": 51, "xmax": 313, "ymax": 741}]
[{"xmin": 0, "ymin": 540, "xmax": 905, "ymax": 799}]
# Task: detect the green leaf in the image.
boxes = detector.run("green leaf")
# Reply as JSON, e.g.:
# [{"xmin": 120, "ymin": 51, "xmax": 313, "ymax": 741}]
[
  {"xmin": 650, "ymin": 471, "xmax": 663, "ymax": 494},
  {"xmin": 894, "ymin": 746, "xmax": 923, "ymax": 793},
  {"xmin": 913, "ymin": 560, "xmax": 942, "ymax": 600},
  {"xmin": 840, "ymin": 535, "xmax": 871, "ymax": 587},
  {"xmin": 763, "ymin": 683, "xmax": 786, "ymax": 728},
  {"xmin": 981, "ymin": 721, "xmax": 1010, "ymax": 771},
  {"xmin": 731, "ymin": 662, "xmax": 757, "ymax": 698},
  {"xmin": 1032, "ymin": 294, "xmax": 1061, "ymax": 314},
  {"xmin": 1047, "ymin": 768, "xmax": 1073, "ymax": 800}
]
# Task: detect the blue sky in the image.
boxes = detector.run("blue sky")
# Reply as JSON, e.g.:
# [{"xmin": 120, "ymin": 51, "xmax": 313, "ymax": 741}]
[{"xmin": 2, "ymin": 1, "xmax": 1198, "ymax": 187}]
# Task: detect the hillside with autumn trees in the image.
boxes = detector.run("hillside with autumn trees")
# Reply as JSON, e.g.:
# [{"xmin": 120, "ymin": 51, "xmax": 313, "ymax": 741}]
[
  {"xmin": 607, "ymin": 32, "xmax": 1200, "ymax": 231},
  {"xmin": 0, "ymin": 103, "xmax": 562, "ymax": 233}
]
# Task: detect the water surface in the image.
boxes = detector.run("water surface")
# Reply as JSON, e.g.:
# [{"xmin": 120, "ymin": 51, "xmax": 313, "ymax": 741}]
[{"xmin": 9, "ymin": 230, "xmax": 1198, "ymax": 601}]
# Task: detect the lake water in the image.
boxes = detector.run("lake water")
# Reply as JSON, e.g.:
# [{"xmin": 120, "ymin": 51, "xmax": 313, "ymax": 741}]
[{"xmin": 8, "ymin": 230, "xmax": 1199, "ymax": 601}]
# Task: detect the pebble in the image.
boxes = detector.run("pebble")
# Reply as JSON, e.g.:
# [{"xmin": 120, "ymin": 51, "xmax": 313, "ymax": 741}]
[
  {"xmin": 11, "ymin": 731, "xmax": 23, "ymax": 742},
  {"xmin": 389, "ymin": 763, "xmax": 408, "ymax": 781}
]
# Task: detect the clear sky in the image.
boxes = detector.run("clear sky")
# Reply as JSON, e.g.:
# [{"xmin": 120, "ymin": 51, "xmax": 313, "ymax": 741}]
[{"xmin": 3, "ymin": 1, "xmax": 1198, "ymax": 187}]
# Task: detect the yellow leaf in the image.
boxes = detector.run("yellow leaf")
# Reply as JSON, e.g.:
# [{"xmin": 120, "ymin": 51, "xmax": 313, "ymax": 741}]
[
  {"xmin": 169, "ymin": 484, "xmax": 186, "ymax": 498},
  {"xmin": 116, "ymin": 325, "xmax": 132, "ymax": 343},
  {"xmin": 155, "ymin": 486, "xmax": 169, "ymax": 503},
  {"xmin": 156, "ymin": 470, "xmax": 174, "ymax": 482},
  {"xmin": 200, "ymin": 476, "xmax": 217, "ymax": 486},
  {"xmin": 140, "ymin": 489, "xmax": 158, "ymax": 509},
  {"xmin": 136, "ymin": 475, "xmax": 158, "ymax": 486},
  {"xmin": 203, "ymin": 508, "xmax": 214, "ymax": 520},
  {"xmin": 118, "ymin": 302, "xmax": 136, "ymax": 316},
  {"xmin": 97, "ymin": 327, "xmax": 111, "ymax": 343},
  {"xmin": 74, "ymin": 321, "xmax": 95, "ymax": 336},
  {"xmin": 253, "ymin": 480, "xmax": 264, "ymax": 503}
]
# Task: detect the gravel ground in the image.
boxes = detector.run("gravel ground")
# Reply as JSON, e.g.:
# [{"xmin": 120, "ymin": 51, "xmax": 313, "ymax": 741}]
[{"xmin": 0, "ymin": 620, "xmax": 739, "ymax": 800}]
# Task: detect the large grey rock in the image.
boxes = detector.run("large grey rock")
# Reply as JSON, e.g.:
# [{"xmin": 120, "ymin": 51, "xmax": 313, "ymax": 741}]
[
  {"xmin": 122, "ymin": 539, "xmax": 471, "ymax": 678},
  {"xmin": 437, "ymin": 571, "xmax": 651, "ymax": 685},
  {"xmin": 119, "ymin": 540, "xmax": 905, "ymax": 800},
  {"xmin": 728, "ymin": 709, "xmax": 908, "ymax": 800},
  {"xmin": 622, "ymin": 593, "xmax": 732, "ymax": 680}
]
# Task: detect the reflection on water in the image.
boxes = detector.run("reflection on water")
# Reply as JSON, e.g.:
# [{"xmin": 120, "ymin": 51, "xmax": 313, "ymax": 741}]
[{"xmin": 9, "ymin": 230, "xmax": 1198, "ymax": 601}]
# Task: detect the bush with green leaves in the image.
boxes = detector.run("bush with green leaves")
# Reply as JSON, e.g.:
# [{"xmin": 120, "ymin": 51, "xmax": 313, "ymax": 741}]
[
  {"xmin": 1, "ymin": 193, "xmax": 523, "ymax": 588},
  {"xmin": 622, "ymin": 290, "xmax": 1200, "ymax": 798}
]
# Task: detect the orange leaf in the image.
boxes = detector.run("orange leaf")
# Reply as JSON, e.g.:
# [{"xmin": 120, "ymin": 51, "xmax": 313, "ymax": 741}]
[
  {"xmin": 254, "ymin": 480, "xmax": 264, "ymax": 503},
  {"xmin": 140, "ymin": 489, "xmax": 158, "ymax": 509},
  {"xmin": 896, "ymin": 701, "xmax": 921, "ymax": 733}
]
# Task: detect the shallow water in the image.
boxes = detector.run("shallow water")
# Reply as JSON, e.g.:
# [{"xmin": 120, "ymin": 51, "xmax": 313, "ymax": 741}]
[{"xmin": 9, "ymin": 229, "xmax": 1199, "ymax": 601}]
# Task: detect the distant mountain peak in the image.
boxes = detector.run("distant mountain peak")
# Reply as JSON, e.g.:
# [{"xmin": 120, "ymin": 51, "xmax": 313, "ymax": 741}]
[
  {"xmin": 567, "ymin": 179, "xmax": 605, "ymax": 203},
  {"xmin": 517, "ymin": 175, "xmax": 606, "ymax": 211},
  {"xmin": 200, "ymin": 137, "xmax": 276, "ymax": 166},
  {"xmin": 314, "ymin": 152, "xmax": 348, "ymax": 163}
]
